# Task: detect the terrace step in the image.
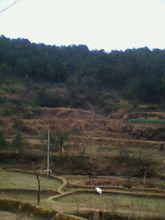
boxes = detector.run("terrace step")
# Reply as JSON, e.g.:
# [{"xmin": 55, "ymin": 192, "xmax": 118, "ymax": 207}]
[
  {"xmin": 72, "ymin": 136, "xmax": 165, "ymax": 149},
  {"xmin": 82, "ymin": 131, "xmax": 129, "ymax": 138}
]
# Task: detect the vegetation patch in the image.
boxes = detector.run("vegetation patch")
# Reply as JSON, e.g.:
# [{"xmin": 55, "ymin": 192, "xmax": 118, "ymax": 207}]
[
  {"xmin": 0, "ymin": 169, "xmax": 61, "ymax": 190},
  {"xmin": 0, "ymin": 211, "xmax": 37, "ymax": 220},
  {"xmin": 52, "ymin": 191, "xmax": 165, "ymax": 218},
  {"xmin": 128, "ymin": 118, "xmax": 165, "ymax": 124},
  {"xmin": 0, "ymin": 189, "xmax": 59, "ymax": 203},
  {"xmin": 0, "ymin": 199, "xmax": 57, "ymax": 219},
  {"xmin": 74, "ymin": 209, "xmax": 165, "ymax": 220}
]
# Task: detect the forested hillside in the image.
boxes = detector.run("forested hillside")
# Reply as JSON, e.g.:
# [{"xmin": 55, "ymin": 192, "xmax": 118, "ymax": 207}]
[{"xmin": 0, "ymin": 35, "xmax": 165, "ymax": 115}]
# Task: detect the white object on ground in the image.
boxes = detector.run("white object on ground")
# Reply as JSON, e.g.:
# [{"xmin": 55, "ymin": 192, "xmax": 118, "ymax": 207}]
[{"xmin": 95, "ymin": 187, "xmax": 102, "ymax": 195}]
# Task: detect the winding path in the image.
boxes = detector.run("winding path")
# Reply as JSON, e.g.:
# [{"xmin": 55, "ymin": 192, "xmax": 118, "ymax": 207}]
[{"xmin": 0, "ymin": 168, "xmax": 165, "ymax": 219}]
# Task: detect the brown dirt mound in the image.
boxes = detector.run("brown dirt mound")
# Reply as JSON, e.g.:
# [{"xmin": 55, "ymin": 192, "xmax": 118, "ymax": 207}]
[
  {"xmin": 106, "ymin": 119, "xmax": 130, "ymax": 132},
  {"xmin": 23, "ymin": 107, "xmax": 108, "ymax": 134},
  {"xmin": 38, "ymin": 107, "xmax": 104, "ymax": 120}
]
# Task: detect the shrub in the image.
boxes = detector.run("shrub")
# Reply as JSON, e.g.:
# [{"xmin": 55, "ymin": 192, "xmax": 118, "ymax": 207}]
[
  {"xmin": 119, "ymin": 148, "xmax": 157, "ymax": 178},
  {"xmin": 0, "ymin": 130, "xmax": 7, "ymax": 150},
  {"xmin": 11, "ymin": 132, "xmax": 27, "ymax": 153}
]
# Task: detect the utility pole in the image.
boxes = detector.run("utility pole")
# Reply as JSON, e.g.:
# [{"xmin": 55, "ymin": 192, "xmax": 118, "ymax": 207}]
[
  {"xmin": 43, "ymin": 126, "xmax": 52, "ymax": 176},
  {"xmin": 47, "ymin": 127, "xmax": 50, "ymax": 176}
]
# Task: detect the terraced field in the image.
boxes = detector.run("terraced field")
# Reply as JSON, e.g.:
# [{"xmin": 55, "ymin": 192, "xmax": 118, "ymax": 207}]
[
  {"xmin": 1, "ymin": 108, "xmax": 165, "ymax": 219},
  {"xmin": 0, "ymin": 169, "xmax": 61, "ymax": 190},
  {"xmin": 4, "ymin": 108, "xmax": 165, "ymax": 154},
  {"xmin": 51, "ymin": 192, "xmax": 165, "ymax": 217},
  {"xmin": 0, "ymin": 169, "xmax": 165, "ymax": 219}
]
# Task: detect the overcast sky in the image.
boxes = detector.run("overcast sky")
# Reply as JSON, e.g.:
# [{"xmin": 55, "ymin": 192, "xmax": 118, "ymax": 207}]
[{"xmin": 0, "ymin": 0, "xmax": 165, "ymax": 51}]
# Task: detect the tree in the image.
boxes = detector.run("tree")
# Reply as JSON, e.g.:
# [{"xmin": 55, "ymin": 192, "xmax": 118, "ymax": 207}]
[
  {"xmin": 120, "ymin": 147, "xmax": 157, "ymax": 180},
  {"xmin": 11, "ymin": 132, "xmax": 25, "ymax": 153},
  {"xmin": 41, "ymin": 123, "xmax": 70, "ymax": 158},
  {"xmin": 0, "ymin": 130, "xmax": 7, "ymax": 151},
  {"xmin": 51, "ymin": 128, "xmax": 69, "ymax": 157},
  {"xmin": 0, "ymin": 36, "xmax": 165, "ymax": 112}
]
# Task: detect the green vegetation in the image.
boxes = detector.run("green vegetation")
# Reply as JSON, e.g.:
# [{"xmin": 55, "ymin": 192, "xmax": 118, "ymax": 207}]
[
  {"xmin": 119, "ymin": 147, "xmax": 158, "ymax": 179},
  {"xmin": 0, "ymin": 168, "xmax": 165, "ymax": 219},
  {"xmin": 0, "ymin": 169, "xmax": 61, "ymax": 190},
  {"xmin": 128, "ymin": 118, "xmax": 165, "ymax": 124},
  {"xmin": 132, "ymin": 127, "xmax": 165, "ymax": 141},
  {"xmin": 0, "ymin": 211, "xmax": 37, "ymax": 220},
  {"xmin": 0, "ymin": 36, "xmax": 165, "ymax": 115},
  {"xmin": 0, "ymin": 35, "xmax": 164, "ymax": 220},
  {"xmin": 0, "ymin": 190, "xmax": 56, "ymax": 203},
  {"xmin": 11, "ymin": 132, "xmax": 26, "ymax": 153},
  {"xmin": 0, "ymin": 130, "xmax": 7, "ymax": 150},
  {"xmin": 53, "ymin": 192, "xmax": 165, "ymax": 217},
  {"xmin": 0, "ymin": 199, "xmax": 57, "ymax": 220},
  {"xmin": 50, "ymin": 127, "xmax": 70, "ymax": 156}
]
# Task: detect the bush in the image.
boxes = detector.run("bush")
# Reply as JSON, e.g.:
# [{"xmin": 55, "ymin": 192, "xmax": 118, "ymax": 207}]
[
  {"xmin": 143, "ymin": 127, "xmax": 165, "ymax": 141},
  {"xmin": 37, "ymin": 88, "xmax": 61, "ymax": 107},
  {"xmin": 0, "ymin": 130, "xmax": 7, "ymax": 150},
  {"xmin": 119, "ymin": 148, "xmax": 157, "ymax": 178},
  {"xmin": 11, "ymin": 132, "xmax": 27, "ymax": 153}
]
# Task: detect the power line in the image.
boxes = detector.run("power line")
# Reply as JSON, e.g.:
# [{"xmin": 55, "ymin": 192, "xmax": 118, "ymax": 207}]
[{"xmin": 0, "ymin": 0, "xmax": 22, "ymax": 14}]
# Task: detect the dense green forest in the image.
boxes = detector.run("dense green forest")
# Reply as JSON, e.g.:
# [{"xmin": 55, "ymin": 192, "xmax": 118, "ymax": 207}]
[{"xmin": 0, "ymin": 35, "xmax": 165, "ymax": 115}]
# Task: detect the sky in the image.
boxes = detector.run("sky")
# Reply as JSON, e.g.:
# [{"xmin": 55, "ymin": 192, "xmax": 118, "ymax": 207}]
[{"xmin": 0, "ymin": 0, "xmax": 165, "ymax": 51}]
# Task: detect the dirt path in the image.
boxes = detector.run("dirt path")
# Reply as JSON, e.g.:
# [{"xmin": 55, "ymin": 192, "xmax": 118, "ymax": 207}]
[{"xmin": 1, "ymin": 169, "xmax": 165, "ymax": 219}]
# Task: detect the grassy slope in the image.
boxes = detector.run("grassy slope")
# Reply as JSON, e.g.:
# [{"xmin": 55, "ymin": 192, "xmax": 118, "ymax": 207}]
[
  {"xmin": 0, "ymin": 169, "xmax": 165, "ymax": 219},
  {"xmin": 43, "ymin": 192, "xmax": 165, "ymax": 218},
  {"xmin": 0, "ymin": 169, "xmax": 61, "ymax": 190}
]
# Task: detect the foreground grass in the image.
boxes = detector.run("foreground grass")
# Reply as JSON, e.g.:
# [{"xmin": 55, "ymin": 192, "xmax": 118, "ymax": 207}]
[
  {"xmin": 0, "ymin": 211, "xmax": 38, "ymax": 220},
  {"xmin": 0, "ymin": 169, "xmax": 61, "ymax": 191},
  {"xmin": 0, "ymin": 169, "xmax": 165, "ymax": 219},
  {"xmin": 0, "ymin": 190, "xmax": 58, "ymax": 204},
  {"xmin": 49, "ymin": 192, "xmax": 165, "ymax": 217}
]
